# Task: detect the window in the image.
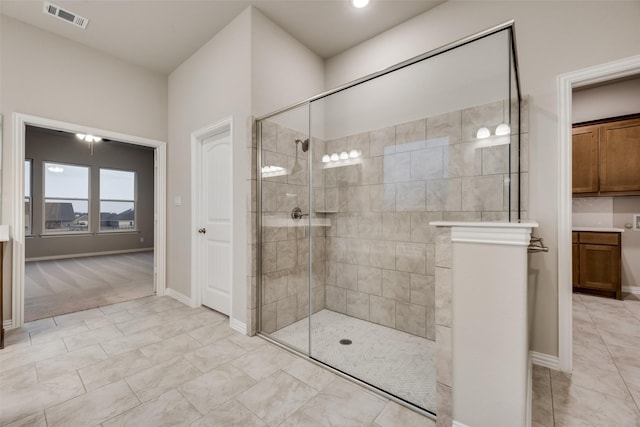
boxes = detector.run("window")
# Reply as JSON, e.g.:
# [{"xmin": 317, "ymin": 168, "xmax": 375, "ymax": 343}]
[
  {"xmin": 100, "ymin": 169, "xmax": 136, "ymax": 232},
  {"xmin": 25, "ymin": 159, "xmax": 32, "ymax": 235},
  {"xmin": 44, "ymin": 162, "xmax": 89, "ymax": 233}
]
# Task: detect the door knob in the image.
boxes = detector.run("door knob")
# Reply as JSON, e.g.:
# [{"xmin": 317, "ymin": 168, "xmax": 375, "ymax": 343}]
[{"xmin": 198, "ymin": 228, "xmax": 206, "ymax": 234}]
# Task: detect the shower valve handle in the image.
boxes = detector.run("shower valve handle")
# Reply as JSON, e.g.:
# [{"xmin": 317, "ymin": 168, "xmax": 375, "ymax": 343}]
[{"xmin": 291, "ymin": 207, "xmax": 309, "ymax": 221}]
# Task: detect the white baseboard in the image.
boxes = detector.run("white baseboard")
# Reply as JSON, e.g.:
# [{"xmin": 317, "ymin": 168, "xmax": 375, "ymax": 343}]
[
  {"xmin": 26, "ymin": 247, "xmax": 154, "ymax": 262},
  {"xmin": 453, "ymin": 421, "xmax": 470, "ymax": 427},
  {"xmin": 166, "ymin": 288, "xmax": 195, "ymax": 307},
  {"xmin": 623, "ymin": 286, "xmax": 640, "ymax": 295},
  {"xmin": 229, "ymin": 318, "xmax": 247, "ymax": 335},
  {"xmin": 3, "ymin": 320, "xmax": 13, "ymax": 330},
  {"xmin": 530, "ymin": 350, "xmax": 560, "ymax": 370}
]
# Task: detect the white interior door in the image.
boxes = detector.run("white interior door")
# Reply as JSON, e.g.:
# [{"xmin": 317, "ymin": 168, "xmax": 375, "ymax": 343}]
[{"xmin": 199, "ymin": 132, "xmax": 232, "ymax": 315}]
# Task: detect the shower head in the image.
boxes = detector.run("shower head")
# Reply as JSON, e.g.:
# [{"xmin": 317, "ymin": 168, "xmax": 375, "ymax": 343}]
[{"xmin": 295, "ymin": 138, "xmax": 309, "ymax": 153}]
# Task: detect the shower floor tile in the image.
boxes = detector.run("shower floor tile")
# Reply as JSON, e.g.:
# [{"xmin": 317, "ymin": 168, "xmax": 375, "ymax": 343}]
[{"xmin": 271, "ymin": 309, "xmax": 436, "ymax": 412}]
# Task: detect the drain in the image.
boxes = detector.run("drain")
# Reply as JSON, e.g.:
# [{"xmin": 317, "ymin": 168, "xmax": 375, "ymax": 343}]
[{"xmin": 339, "ymin": 339, "xmax": 352, "ymax": 345}]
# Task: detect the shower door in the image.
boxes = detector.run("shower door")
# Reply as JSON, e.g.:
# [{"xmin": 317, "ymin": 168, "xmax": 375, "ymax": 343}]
[
  {"xmin": 258, "ymin": 103, "xmax": 314, "ymax": 355},
  {"xmin": 258, "ymin": 24, "xmax": 521, "ymax": 417}
]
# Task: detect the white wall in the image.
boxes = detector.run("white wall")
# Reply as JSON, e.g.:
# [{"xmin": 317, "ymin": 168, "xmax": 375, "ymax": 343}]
[
  {"xmin": 167, "ymin": 6, "xmax": 324, "ymax": 326},
  {"xmin": 251, "ymin": 9, "xmax": 324, "ymax": 118},
  {"xmin": 324, "ymin": 1, "xmax": 640, "ymax": 356},
  {"xmin": 1, "ymin": 15, "xmax": 168, "ymax": 322},
  {"xmin": 323, "ymin": 30, "xmax": 510, "ymax": 140},
  {"xmin": 168, "ymin": 8, "xmax": 252, "ymax": 323},
  {"xmin": 573, "ymin": 76, "xmax": 640, "ymax": 123}
]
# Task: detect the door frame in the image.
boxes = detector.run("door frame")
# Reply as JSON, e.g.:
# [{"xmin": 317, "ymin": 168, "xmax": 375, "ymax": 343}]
[
  {"xmin": 190, "ymin": 117, "xmax": 234, "ymax": 313},
  {"xmin": 557, "ymin": 54, "xmax": 640, "ymax": 372},
  {"xmin": 10, "ymin": 113, "xmax": 167, "ymax": 328}
]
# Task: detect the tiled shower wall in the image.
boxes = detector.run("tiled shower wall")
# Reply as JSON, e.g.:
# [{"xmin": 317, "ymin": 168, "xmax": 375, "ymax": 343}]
[
  {"xmin": 321, "ymin": 99, "xmax": 527, "ymax": 340},
  {"xmin": 259, "ymin": 120, "xmax": 326, "ymax": 334},
  {"xmin": 253, "ymin": 98, "xmax": 528, "ymax": 339}
]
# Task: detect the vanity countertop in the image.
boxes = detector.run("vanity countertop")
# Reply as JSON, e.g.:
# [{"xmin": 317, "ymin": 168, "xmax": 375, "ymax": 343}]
[{"xmin": 572, "ymin": 227, "xmax": 625, "ymax": 233}]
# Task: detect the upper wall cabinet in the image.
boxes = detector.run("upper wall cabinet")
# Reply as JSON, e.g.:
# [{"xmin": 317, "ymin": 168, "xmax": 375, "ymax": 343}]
[{"xmin": 573, "ymin": 117, "xmax": 640, "ymax": 196}]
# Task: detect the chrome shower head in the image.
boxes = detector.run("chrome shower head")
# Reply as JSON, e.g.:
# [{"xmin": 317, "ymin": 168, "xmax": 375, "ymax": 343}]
[{"xmin": 295, "ymin": 138, "xmax": 309, "ymax": 153}]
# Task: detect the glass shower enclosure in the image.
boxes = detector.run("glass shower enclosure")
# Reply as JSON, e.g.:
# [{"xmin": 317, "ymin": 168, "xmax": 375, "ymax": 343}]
[{"xmin": 256, "ymin": 23, "xmax": 522, "ymax": 416}]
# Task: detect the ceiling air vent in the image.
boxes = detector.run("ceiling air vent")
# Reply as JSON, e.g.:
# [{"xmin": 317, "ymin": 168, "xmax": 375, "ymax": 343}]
[{"xmin": 43, "ymin": 1, "xmax": 89, "ymax": 29}]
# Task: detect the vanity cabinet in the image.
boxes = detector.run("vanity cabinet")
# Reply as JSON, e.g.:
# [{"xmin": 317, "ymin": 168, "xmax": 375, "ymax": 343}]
[
  {"xmin": 572, "ymin": 117, "xmax": 640, "ymax": 195},
  {"xmin": 572, "ymin": 231, "xmax": 621, "ymax": 300}
]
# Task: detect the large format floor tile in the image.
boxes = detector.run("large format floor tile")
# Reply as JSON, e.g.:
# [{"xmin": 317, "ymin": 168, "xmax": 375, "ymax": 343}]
[
  {"xmin": 0, "ymin": 295, "xmax": 438, "ymax": 427},
  {"xmin": 532, "ymin": 293, "xmax": 640, "ymax": 426}
]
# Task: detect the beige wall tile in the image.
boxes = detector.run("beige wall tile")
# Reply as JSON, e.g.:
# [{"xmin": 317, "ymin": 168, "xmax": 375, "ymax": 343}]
[
  {"xmin": 347, "ymin": 239, "xmax": 370, "ymax": 266},
  {"xmin": 396, "ymin": 119, "xmax": 426, "ymax": 152},
  {"xmin": 336, "ymin": 263, "xmax": 358, "ymax": 290},
  {"xmin": 370, "ymin": 126, "xmax": 396, "ymax": 157},
  {"xmin": 436, "ymin": 325, "xmax": 452, "ymax": 387},
  {"xmin": 435, "ymin": 228, "xmax": 451, "ymax": 269},
  {"xmin": 358, "ymin": 266, "xmax": 382, "ymax": 296},
  {"xmin": 370, "ymin": 296, "xmax": 396, "ymax": 328},
  {"xmin": 435, "ymin": 267, "xmax": 452, "ymax": 328},
  {"xmin": 410, "ymin": 212, "xmax": 441, "ymax": 243},
  {"xmin": 410, "ymin": 274, "xmax": 434, "ymax": 307},
  {"xmin": 427, "ymin": 110, "xmax": 461, "ymax": 147},
  {"xmin": 382, "ymin": 152, "xmax": 411, "ymax": 183},
  {"xmin": 396, "ymin": 181, "xmax": 426, "ymax": 212},
  {"xmin": 369, "ymin": 240, "xmax": 396, "ymax": 270},
  {"xmin": 461, "ymin": 175, "xmax": 504, "ymax": 212},
  {"xmin": 369, "ymin": 184, "xmax": 396, "ymax": 212},
  {"xmin": 346, "ymin": 291, "xmax": 370, "ymax": 321},
  {"xmin": 410, "ymin": 147, "xmax": 444, "ymax": 180},
  {"xmin": 396, "ymin": 302, "xmax": 426, "ymax": 337},
  {"xmin": 382, "ymin": 212, "xmax": 411, "ymax": 241},
  {"xmin": 382, "ymin": 269, "xmax": 410, "ymax": 303},
  {"xmin": 326, "ymin": 285, "xmax": 347, "ymax": 313},
  {"xmin": 276, "ymin": 295, "xmax": 298, "ymax": 330},
  {"xmin": 426, "ymin": 178, "xmax": 462, "ymax": 212},
  {"xmin": 396, "ymin": 242, "xmax": 426, "ymax": 274}
]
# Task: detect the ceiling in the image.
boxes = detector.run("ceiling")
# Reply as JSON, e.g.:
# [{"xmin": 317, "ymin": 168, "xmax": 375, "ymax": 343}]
[{"xmin": 0, "ymin": 0, "xmax": 444, "ymax": 75}]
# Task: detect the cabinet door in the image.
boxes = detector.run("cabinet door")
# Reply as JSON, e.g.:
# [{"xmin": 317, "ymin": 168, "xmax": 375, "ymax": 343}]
[
  {"xmin": 572, "ymin": 243, "xmax": 579, "ymax": 286},
  {"xmin": 579, "ymin": 244, "xmax": 620, "ymax": 291},
  {"xmin": 599, "ymin": 118, "xmax": 640, "ymax": 193},
  {"xmin": 572, "ymin": 126, "xmax": 599, "ymax": 194}
]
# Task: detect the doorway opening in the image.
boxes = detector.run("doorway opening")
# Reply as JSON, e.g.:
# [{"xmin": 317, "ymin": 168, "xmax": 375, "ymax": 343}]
[
  {"xmin": 557, "ymin": 55, "xmax": 640, "ymax": 372},
  {"xmin": 23, "ymin": 125, "xmax": 157, "ymax": 321},
  {"xmin": 10, "ymin": 114, "xmax": 167, "ymax": 328}
]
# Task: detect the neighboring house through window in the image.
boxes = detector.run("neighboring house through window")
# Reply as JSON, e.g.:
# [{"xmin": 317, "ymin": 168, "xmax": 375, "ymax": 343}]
[
  {"xmin": 100, "ymin": 168, "xmax": 136, "ymax": 232},
  {"xmin": 44, "ymin": 162, "xmax": 89, "ymax": 233}
]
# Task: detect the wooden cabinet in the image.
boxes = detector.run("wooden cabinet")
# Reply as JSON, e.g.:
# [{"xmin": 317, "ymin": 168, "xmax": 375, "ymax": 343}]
[
  {"xmin": 572, "ymin": 126, "xmax": 599, "ymax": 194},
  {"xmin": 573, "ymin": 117, "xmax": 640, "ymax": 195},
  {"xmin": 572, "ymin": 231, "xmax": 621, "ymax": 300}
]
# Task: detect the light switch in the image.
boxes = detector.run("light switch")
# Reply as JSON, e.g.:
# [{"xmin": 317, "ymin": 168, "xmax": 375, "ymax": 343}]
[{"xmin": 174, "ymin": 196, "xmax": 182, "ymax": 206}]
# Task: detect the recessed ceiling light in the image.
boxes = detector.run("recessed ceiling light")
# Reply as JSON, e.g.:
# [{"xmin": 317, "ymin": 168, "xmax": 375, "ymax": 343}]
[{"xmin": 352, "ymin": 0, "xmax": 370, "ymax": 8}]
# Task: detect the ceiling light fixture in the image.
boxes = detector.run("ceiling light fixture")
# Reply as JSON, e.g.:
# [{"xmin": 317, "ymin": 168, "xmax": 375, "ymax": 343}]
[
  {"xmin": 76, "ymin": 133, "xmax": 102, "ymax": 143},
  {"xmin": 351, "ymin": 0, "xmax": 370, "ymax": 8}
]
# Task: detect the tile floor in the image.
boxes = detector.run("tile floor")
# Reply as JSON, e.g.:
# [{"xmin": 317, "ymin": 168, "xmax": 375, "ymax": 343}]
[
  {"xmin": 532, "ymin": 293, "xmax": 640, "ymax": 427},
  {"xmin": 0, "ymin": 295, "xmax": 434, "ymax": 426},
  {"xmin": 271, "ymin": 309, "xmax": 436, "ymax": 411}
]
